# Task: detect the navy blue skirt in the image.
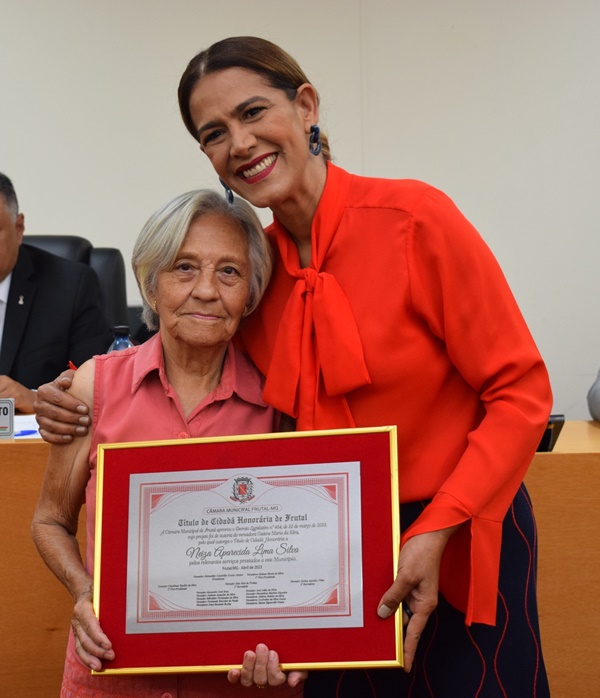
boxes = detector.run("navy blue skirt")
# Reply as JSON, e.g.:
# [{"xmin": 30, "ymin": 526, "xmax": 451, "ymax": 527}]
[{"xmin": 304, "ymin": 484, "xmax": 550, "ymax": 697}]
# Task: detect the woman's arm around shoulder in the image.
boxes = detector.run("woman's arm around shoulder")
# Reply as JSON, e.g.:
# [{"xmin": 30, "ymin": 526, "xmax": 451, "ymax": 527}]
[{"xmin": 34, "ymin": 368, "xmax": 92, "ymax": 443}]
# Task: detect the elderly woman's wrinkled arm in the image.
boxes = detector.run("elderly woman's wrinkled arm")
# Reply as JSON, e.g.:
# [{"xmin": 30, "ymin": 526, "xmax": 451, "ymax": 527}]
[
  {"xmin": 588, "ymin": 368, "xmax": 600, "ymax": 421},
  {"xmin": 31, "ymin": 360, "xmax": 114, "ymax": 671}
]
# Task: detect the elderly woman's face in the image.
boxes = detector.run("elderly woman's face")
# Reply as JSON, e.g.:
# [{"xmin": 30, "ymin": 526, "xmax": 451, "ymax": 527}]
[
  {"xmin": 188, "ymin": 67, "xmax": 317, "ymax": 211},
  {"xmin": 153, "ymin": 213, "xmax": 250, "ymax": 349}
]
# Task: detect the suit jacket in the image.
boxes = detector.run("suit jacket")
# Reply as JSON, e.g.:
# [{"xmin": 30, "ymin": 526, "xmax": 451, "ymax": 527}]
[{"xmin": 0, "ymin": 244, "xmax": 113, "ymax": 388}]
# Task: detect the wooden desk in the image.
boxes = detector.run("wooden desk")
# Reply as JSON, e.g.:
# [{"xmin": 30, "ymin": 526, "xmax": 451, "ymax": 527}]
[
  {"xmin": 0, "ymin": 440, "xmax": 85, "ymax": 697},
  {"xmin": 525, "ymin": 420, "xmax": 600, "ymax": 697},
  {"xmin": 1, "ymin": 423, "xmax": 599, "ymax": 697}
]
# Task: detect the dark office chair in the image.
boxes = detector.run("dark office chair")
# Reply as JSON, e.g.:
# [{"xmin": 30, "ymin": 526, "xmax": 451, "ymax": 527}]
[
  {"xmin": 536, "ymin": 414, "xmax": 565, "ymax": 452},
  {"xmin": 24, "ymin": 235, "xmax": 129, "ymax": 329}
]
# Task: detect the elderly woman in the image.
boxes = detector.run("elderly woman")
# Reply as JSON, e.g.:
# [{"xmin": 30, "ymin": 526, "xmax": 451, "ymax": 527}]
[{"xmin": 31, "ymin": 189, "xmax": 304, "ymax": 697}]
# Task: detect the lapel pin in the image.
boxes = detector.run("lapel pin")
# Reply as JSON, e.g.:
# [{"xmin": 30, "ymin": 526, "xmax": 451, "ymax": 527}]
[{"xmin": 18, "ymin": 296, "xmax": 24, "ymax": 305}]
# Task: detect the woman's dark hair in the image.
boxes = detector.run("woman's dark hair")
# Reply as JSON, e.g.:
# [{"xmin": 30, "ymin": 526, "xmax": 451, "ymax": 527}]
[{"xmin": 178, "ymin": 36, "xmax": 331, "ymax": 161}]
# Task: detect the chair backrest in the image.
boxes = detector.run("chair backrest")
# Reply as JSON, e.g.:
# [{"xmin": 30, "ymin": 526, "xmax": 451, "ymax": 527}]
[
  {"xmin": 24, "ymin": 235, "xmax": 129, "ymax": 328},
  {"xmin": 89, "ymin": 247, "xmax": 129, "ymax": 327},
  {"xmin": 24, "ymin": 234, "xmax": 92, "ymax": 264}
]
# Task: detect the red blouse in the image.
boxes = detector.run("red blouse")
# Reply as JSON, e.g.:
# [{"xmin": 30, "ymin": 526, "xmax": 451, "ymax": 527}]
[{"xmin": 240, "ymin": 163, "xmax": 552, "ymax": 625}]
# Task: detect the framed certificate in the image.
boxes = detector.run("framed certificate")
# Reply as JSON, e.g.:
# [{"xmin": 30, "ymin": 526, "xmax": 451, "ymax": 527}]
[{"xmin": 94, "ymin": 426, "xmax": 401, "ymax": 674}]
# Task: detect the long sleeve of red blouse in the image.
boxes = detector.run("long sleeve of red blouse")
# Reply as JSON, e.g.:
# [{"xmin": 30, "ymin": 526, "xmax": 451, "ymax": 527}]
[
  {"xmin": 398, "ymin": 185, "xmax": 552, "ymax": 624},
  {"xmin": 240, "ymin": 164, "xmax": 552, "ymax": 626}
]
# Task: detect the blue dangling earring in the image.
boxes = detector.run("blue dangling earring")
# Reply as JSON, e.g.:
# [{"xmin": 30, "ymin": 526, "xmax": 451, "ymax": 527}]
[
  {"xmin": 219, "ymin": 177, "xmax": 234, "ymax": 204},
  {"xmin": 309, "ymin": 125, "xmax": 322, "ymax": 156}
]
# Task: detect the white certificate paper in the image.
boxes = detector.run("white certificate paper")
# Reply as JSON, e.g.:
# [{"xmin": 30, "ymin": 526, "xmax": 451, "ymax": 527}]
[{"xmin": 126, "ymin": 462, "xmax": 363, "ymax": 634}]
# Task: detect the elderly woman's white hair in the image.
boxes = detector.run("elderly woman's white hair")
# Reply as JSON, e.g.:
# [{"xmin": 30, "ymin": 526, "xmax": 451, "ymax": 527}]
[{"xmin": 132, "ymin": 189, "xmax": 272, "ymax": 331}]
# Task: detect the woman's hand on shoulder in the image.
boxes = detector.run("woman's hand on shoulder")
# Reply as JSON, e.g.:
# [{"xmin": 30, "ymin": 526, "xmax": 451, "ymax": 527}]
[
  {"xmin": 34, "ymin": 367, "xmax": 92, "ymax": 443},
  {"xmin": 227, "ymin": 643, "xmax": 307, "ymax": 688}
]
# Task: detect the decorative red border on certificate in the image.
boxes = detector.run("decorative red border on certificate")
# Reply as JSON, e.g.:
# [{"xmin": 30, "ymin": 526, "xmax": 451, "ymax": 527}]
[
  {"xmin": 135, "ymin": 470, "xmax": 353, "ymax": 624},
  {"xmin": 95, "ymin": 427, "xmax": 401, "ymax": 673}
]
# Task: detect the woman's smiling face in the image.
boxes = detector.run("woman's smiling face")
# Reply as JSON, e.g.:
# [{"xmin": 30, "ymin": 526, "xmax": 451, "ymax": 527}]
[{"xmin": 187, "ymin": 67, "xmax": 319, "ymax": 212}]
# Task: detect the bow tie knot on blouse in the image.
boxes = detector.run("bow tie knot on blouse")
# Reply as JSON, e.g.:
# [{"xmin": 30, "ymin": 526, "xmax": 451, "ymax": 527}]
[
  {"xmin": 302, "ymin": 267, "xmax": 319, "ymax": 293},
  {"xmin": 263, "ymin": 265, "xmax": 371, "ymax": 422}
]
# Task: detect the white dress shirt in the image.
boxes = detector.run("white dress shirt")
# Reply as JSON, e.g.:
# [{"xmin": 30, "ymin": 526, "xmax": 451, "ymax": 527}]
[{"xmin": 0, "ymin": 272, "xmax": 12, "ymax": 352}]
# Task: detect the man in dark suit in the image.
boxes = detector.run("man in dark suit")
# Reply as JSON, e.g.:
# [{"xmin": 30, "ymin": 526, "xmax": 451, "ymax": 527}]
[{"xmin": 0, "ymin": 173, "xmax": 112, "ymax": 412}]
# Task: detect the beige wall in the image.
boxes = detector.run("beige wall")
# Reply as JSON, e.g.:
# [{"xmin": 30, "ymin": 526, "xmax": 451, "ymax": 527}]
[{"xmin": 1, "ymin": 0, "xmax": 598, "ymax": 419}]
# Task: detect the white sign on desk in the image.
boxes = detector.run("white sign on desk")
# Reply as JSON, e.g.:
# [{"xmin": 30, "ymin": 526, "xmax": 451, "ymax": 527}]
[
  {"xmin": 0, "ymin": 398, "xmax": 14, "ymax": 439},
  {"xmin": 14, "ymin": 414, "xmax": 42, "ymax": 439}
]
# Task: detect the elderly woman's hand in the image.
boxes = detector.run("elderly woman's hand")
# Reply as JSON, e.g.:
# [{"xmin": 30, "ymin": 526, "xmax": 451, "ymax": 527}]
[
  {"xmin": 71, "ymin": 590, "xmax": 115, "ymax": 672},
  {"xmin": 227, "ymin": 644, "xmax": 307, "ymax": 689},
  {"xmin": 33, "ymin": 369, "xmax": 92, "ymax": 443}
]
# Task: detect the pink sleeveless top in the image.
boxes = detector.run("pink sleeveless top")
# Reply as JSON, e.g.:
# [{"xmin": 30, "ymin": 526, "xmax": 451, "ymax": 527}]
[{"xmin": 62, "ymin": 335, "xmax": 299, "ymax": 698}]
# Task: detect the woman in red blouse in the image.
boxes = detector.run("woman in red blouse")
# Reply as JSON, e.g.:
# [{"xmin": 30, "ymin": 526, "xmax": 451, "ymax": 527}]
[{"xmin": 36, "ymin": 37, "xmax": 552, "ymax": 697}]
